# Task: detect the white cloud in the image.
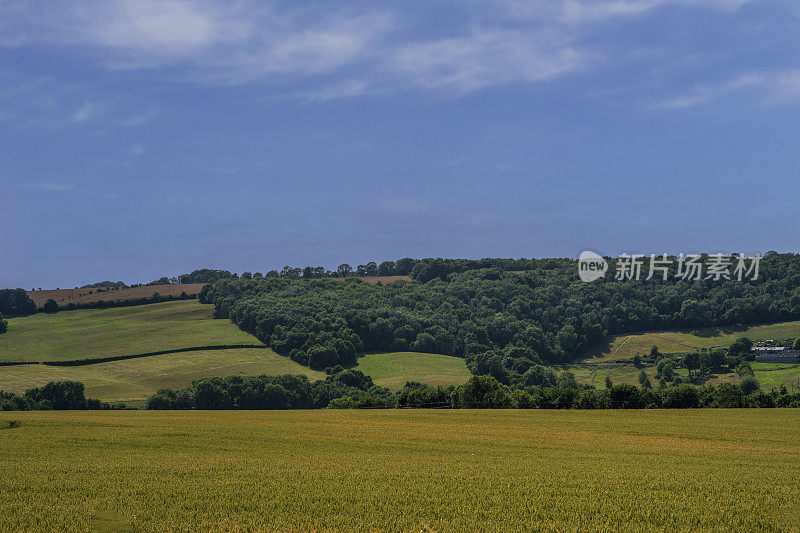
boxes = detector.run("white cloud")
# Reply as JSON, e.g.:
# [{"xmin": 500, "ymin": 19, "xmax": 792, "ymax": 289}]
[
  {"xmin": 496, "ymin": 0, "xmax": 753, "ymax": 23},
  {"xmin": 0, "ymin": 0, "xmax": 778, "ymax": 102},
  {"xmin": 653, "ymin": 70, "xmax": 800, "ymax": 109},
  {"xmin": 72, "ymin": 101, "xmax": 101, "ymax": 123},
  {"xmin": 394, "ymin": 30, "xmax": 582, "ymax": 92},
  {"xmin": 293, "ymin": 80, "xmax": 370, "ymax": 103},
  {"xmin": 88, "ymin": 0, "xmax": 247, "ymax": 53}
]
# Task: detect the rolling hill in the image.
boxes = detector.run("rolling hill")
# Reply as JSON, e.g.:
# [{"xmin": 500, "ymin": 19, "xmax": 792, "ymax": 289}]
[
  {"xmin": 0, "ymin": 300, "xmax": 259, "ymax": 363},
  {"xmin": 355, "ymin": 352, "xmax": 471, "ymax": 391},
  {"xmin": 584, "ymin": 321, "xmax": 800, "ymax": 361},
  {"xmin": 0, "ymin": 348, "xmax": 323, "ymax": 404}
]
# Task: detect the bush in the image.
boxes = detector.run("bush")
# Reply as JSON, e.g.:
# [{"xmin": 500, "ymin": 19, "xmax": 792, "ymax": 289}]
[
  {"xmin": 739, "ymin": 376, "xmax": 760, "ymax": 396},
  {"xmin": 0, "ymin": 289, "xmax": 36, "ymax": 316},
  {"xmin": 713, "ymin": 382, "xmax": 744, "ymax": 408},
  {"xmin": 42, "ymin": 299, "xmax": 59, "ymax": 313},
  {"xmin": 308, "ymin": 345, "xmax": 339, "ymax": 369},
  {"xmin": 575, "ymin": 389, "xmax": 600, "ymax": 409},
  {"xmin": 605, "ymin": 384, "xmax": 642, "ymax": 409},
  {"xmin": 662, "ymin": 384, "xmax": 700, "ymax": 408},
  {"xmin": 24, "ymin": 381, "xmax": 86, "ymax": 409},
  {"xmin": 458, "ymin": 376, "xmax": 511, "ymax": 408}
]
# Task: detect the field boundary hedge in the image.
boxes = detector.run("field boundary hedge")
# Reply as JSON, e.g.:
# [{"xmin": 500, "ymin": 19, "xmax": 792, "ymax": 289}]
[{"xmin": 0, "ymin": 344, "xmax": 266, "ymax": 367}]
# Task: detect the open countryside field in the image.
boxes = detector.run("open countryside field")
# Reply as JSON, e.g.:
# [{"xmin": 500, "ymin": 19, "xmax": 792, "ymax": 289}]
[
  {"xmin": 585, "ymin": 320, "xmax": 800, "ymax": 361},
  {"xmin": 568, "ymin": 360, "xmax": 800, "ymax": 391},
  {"xmin": 704, "ymin": 362, "xmax": 800, "ymax": 391},
  {"xmin": 356, "ymin": 352, "xmax": 471, "ymax": 391},
  {"xmin": 26, "ymin": 284, "xmax": 205, "ymax": 307},
  {"xmin": 1, "ymin": 410, "xmax": 798, "ymax": 531},
  {"xmin": 0, "ymin": 300, "xmax": 259, "ymax": 363},
  {"xmin": 0, "ymin": 348, "xmax": 323, "ymax": 404},
  {"xmin": 565, "ymin": 363, "xmax": 672, "ymax": 388},
  {"xmin": 25, "ymin": 277, "xmax": 409, "ymax": 308}
]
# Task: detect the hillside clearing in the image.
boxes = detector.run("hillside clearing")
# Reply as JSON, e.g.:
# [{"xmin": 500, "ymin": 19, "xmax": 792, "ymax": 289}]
[
  {"xmin": 0, "ymin": 300, "xmax": 258, "ymax": 363},
  {"xmin": 586, "ymin": 320, "xmax": 800, "ymax": 361},
  {"xmin": 0, "ymin": 348, "xmax": 323, "ymax": 403},
  {"xmin": 356, "ymin": 352, "xmax": 471, "ymax": 391}
]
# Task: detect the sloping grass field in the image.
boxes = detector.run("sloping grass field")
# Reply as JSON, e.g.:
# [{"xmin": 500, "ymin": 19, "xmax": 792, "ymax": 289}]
[
  {"xmin": 0, "ymin": 300, "xmax": 259, "ymax": 362},
  {"xmin": 0, "ymin": 348, "xmax": 323, "ymax": 404},
  {"xmin": 0, "ymin": 410, "xmax": 798, "ymax": 531},
  {"xmin": 355, "ymin": 352, "xmax": 471, "ymax": 390},
  {"xmin": 586, "ymin": 320, "xmax": 800, "ymax": 361}
]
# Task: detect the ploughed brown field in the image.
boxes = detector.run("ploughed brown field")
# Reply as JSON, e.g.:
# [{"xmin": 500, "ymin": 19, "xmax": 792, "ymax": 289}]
[
  {"xmin": 26, "ymin": 284, "xmax": 206, "ymax": 307},
  {"xmin": 25, "ymin": 276, "xmax": 411, "ymax": 308}
]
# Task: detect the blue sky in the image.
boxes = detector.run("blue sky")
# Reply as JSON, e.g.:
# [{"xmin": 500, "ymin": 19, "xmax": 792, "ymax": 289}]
[{"xmin": 2, "ymin": 0, "xmax": 799, "ymax": 288}]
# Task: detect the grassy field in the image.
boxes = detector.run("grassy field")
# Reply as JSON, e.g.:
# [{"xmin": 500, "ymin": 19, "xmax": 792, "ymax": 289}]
[
  {"xmin": 586, "ymin": 320, "xmax": 800, "ymax": 361},
  {"xmin": 355, "ymin": 352, "xmax": 471, "ymax": 391},
  {"xmin": 703, "ymin": 362, "xmax": 800, "ymax": 391},
  {"xmin": 0, "ymin": 410, "xmax": 797, "ymax": 531},
  {"xmin": 566, "ymin": 363, "xmax": 662, "ymax": 388},
  {"xmin": 0, "ymin": 348, "xmax": 324, "ymax": 404},
  {"xmin": 752, "ymin": 362, "xmax": 800, "ymax": 390},
  {"xmin": 0, "ymin": 300, "xmax": 258, "ymax": 362}
]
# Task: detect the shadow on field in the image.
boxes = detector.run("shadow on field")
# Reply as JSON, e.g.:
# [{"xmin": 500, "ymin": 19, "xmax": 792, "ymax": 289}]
[{"xmin": 90, "ymin": 510, "xmax": 134, "ymax": 533}]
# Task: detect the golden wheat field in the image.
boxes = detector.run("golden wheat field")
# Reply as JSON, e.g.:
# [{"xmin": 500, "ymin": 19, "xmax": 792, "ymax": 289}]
[{"xmin": 1, "ymin": 410, "xmax": 799, "ymax": 532}]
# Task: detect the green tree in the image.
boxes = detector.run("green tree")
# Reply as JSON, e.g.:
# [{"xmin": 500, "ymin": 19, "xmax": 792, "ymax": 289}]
[
  {"xmin": 394, "ymin": 258, "xmax": 416, "ymax": 275},
  {"xmin": 24, "ymin": 381, "xmax": 87, "ymax": 410},
  {"xmin": 458, "ymin": 375, "xmax": 511, "ymax": 408},
  {"xmin": 337, "ymin": 264, "xmax": 353, "ymax": 277},
  {"xmin": 728, "ymin": 337, "xmax": 753, "ymax": 357},
  {"xmin": 649, "ymin": 345, "xmax": 660, "ymax": 359},
  {"xmin": 42, "ymin": 299, "xmax": 59, "ymax": 313},
  {"xmin": 0, "ymin": 288, "xmax": 37, "ymax": 316},
  {"xmin": 308, "ymin": 345, "xmax": 339, "ymax": 369},
  {"xmin": 660, "ymin": 362, "xmax": 675, "ymax": 381},
  {"xmin": 739, "ymin": 376, "xmax": 760, "ymax": 396},
  {"xmin": 377, "ymin": 261, "xmax": 395, "ymax": 276},
  {"xmin": 713, "ymin": 383, "xmax": 744, "ymax": 408},
  {"xmin": 412, "ymin": 332, "xmax": 437, "ymax": 353},
  {"xmin": 638, "ymin": 370, "xmax": 652, "ymax": 389},
  {"xmin": 662, "ymin": 384, "xmax": 700, "ymax": 408},
  {"xmin": 683, "ymin": 352, "xmax": 700, "ymax": 378},
  {"xmin": 605, "ymin": 384, "xmax": 642, "ymax": 409}
]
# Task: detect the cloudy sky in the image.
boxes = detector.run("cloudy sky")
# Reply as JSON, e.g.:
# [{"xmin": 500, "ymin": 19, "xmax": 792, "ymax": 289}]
[{"xmin": 2, "ymin": 0, "xmax": 799, "ymax": 287}]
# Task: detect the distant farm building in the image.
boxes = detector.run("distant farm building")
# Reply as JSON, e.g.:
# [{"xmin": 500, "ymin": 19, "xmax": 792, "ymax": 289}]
[{"xmin": 752, "ymin": 346, "xmax": 800, "ymax": 363}]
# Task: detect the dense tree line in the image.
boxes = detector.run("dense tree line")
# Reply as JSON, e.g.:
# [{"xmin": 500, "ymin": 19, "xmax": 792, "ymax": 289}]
[
  {"xmin": 146, "ymin": 369, "xmax": 391, "ymax": 410},
  {"xmin": 0, "ymin": 381, "xmax": 126, "ymax": 410},
  {"xmin": 27, "ymin": 293, "xmax": 197, "ymax": 317},
  {"xmin": 177, "ymin": 269, "xmax": 237, "ymax": 284},
  {"xmin": 80, "ymin": 281, "xmax": 128, "ymax": 289},
  {"xmin": 145, "ymin": 371, "xmax": 800, "ymax": 410},
  {"xmin": 199, "ymin": 253, "xmax": 800, "ymax": 384}
]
